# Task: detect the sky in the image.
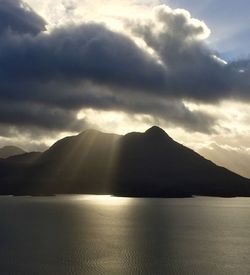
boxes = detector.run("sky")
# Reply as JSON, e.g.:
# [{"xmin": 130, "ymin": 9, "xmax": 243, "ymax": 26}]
[{"xmin": 0, "ymin": 0, "xmax": 250, "ymax": 178}]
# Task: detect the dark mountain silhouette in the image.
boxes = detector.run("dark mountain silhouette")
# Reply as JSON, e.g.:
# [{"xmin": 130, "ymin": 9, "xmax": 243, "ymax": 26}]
[
  {"xmin": 25, "ymin": 129, "xmax": 120, "ymax": 194},
  {"xmin": 0, "ymin": 152, "xmax": 42, "ymax": 194},
  {"xmin": 0, "ymin": 146, "xmax": 26, "ymax": 159},
  {"xmin": 112, "ymin": 126, "xmax": 250, "ymax": 197},
  {"xmin": 0, "ymin": 126, "xmax": 249, "ymax": 197}
]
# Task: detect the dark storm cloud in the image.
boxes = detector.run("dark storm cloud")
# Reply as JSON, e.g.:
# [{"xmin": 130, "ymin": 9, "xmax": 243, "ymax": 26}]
[
  {"xmin": 0, "ymin": 2, "xmax": 250, "ymax": 136},
  {"xmin": 0, "ymin": 23, "xmax": 166, "ymax": 92},
  {"xmin": 0, "ymin": 0, "xmax": 46, "ymax": 35},
  {"xmin": 0, "ymin": 102, "xmax": 85, "ymax": 132}
]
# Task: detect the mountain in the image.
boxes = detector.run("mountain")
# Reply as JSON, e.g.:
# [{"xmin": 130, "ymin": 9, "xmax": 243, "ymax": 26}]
[
  {"xmin": 24, "ymin": 129, "xmax": 120, "ymax": 194},
  {"xmin": 112, "ymin": 126, "xmax": 250, "ymax": 197},
  {"xmin": 0, "ymin": 151, "xmax": 42, "ymax": 194},
  {"xmin": 0, "ymin": 126, "xmax": 249, "ymax": 197},
  {"xmin": 0, "ymin": 146, "xmax": 26, "ymax": 159}
]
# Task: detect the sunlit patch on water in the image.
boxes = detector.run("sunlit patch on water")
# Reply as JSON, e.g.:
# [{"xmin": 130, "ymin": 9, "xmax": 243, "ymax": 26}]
[{"xmin": 64, "ymin": 194, "xmax": 132, "ymax": 205}]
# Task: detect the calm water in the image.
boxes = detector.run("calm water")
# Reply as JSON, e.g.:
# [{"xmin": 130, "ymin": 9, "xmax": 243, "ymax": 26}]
[{"xmin": 0, "ymin": 195, "xmax": 250, "ymax": 275}]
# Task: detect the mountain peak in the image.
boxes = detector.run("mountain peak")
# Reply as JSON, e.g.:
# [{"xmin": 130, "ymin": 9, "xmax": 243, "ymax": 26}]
[
  {"xmin": 145, "ymin": 126, "xmax": 172, "ymax": 140},
  {"xmin": 145, "ymin": 126, "xmax": 165, "ymax": 133}
]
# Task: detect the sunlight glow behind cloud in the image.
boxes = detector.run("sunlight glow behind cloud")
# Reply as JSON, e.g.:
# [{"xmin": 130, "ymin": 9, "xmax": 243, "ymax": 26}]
[{"xmin": 77, "ymin": 108, "xmax": 156, "ymax": 134}]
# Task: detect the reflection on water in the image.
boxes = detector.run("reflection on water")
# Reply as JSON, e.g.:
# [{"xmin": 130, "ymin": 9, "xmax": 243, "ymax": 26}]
[
  {"xmin": 71, "ymin": 195, "xmax": 132, "ymax": 205},
  {"xmin": 0, "ymin": 196, "xmax": 250, "ymax": 274}
]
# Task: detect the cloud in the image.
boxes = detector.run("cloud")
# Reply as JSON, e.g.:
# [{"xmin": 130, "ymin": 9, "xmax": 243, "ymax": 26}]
[
  {"xmin": 125, "ymin": 5, "xmax": 246, "ymax": 101},
  {"xmin": 0, "ymin": 2, "xmax": 214, "ymax": 134},
  {"xmin": 0, "ymin": 0, "xmax": 46, "ymax": 35},
  {"xmin": 1, "ymin": 24, "xmax": 166, "ymax": 91},
  {"xmin": 0, "ymin": 0, "xmax": 250, "ymax": 140},
  {"xmin": 0, "ymin": 101, "xmax": 86, "ymax": 132}
]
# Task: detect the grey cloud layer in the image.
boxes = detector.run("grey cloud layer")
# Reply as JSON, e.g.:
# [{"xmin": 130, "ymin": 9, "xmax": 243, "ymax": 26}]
[
  {"xmin": 0, "ymin": 1, "xmax": 249, "ymax": 136},
  {"xmin": 0, "ymin": 0, "xmax": 46, "ymax": 35},
  {"xmin": 0, "ymin": 24, "xmax": 166, "ymax": 91}
]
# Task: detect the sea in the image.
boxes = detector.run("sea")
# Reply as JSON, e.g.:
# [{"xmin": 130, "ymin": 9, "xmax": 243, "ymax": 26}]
[{"xmin": 0, "ymin": 195, "xmax": 250, "ymax": 275}]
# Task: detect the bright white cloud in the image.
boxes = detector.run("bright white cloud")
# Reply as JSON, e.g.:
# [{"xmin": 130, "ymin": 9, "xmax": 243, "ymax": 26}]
[{"xmin": 25, "ymin": 0, "xmax": 157, "ymax": 31}]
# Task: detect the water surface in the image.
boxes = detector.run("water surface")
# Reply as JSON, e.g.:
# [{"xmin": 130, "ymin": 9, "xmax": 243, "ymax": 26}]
[{"xmin": 0, "ymin": 195, "xmax": 250, "ymax": 275}]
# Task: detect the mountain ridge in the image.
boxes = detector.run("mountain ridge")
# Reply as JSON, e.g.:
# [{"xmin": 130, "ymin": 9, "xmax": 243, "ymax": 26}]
[
  {"xmin": 0, "ymin": 126, "xmax": 249, "ymax": 197},
  {"xmin": 0, "ymin": 145, "xmax": 26, "ymax": 159}
]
